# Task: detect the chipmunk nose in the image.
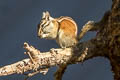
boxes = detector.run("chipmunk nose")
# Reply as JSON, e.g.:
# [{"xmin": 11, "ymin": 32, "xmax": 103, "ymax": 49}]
[
  {"xmin": 37, "ymin": 34, "xmax": 42, "ymax": 38},
  {"xmin": 37, "ymin": 32, "xmax": 42, "ymax": 38},
  {"xmin": 37, "ymin": 27, "xmax": 42, "ymax": 37}
]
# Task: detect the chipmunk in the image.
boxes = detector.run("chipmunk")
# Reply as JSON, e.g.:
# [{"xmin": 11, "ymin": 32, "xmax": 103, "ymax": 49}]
[
  {"xmin": 37, "ymin": 11, "xmax": 78, "ymax": 48},
  {"xmin": 37, "ymin": 11, "xmax": 96, "ymax": 79}
]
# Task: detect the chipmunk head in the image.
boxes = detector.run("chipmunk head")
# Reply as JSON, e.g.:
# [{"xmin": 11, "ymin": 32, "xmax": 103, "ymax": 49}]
[{"xmin": 37, "ymin": 11, "xmax": 59, "ymax": 39}]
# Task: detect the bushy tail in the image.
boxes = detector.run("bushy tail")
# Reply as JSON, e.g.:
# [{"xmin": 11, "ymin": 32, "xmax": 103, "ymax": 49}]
[{"xmin": 77, "ymin": 21, "xmax": 95, "ymax": 41}]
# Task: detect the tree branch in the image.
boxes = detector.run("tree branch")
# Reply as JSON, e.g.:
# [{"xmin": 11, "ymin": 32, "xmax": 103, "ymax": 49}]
[{"xmin": 0, "ymin": 37, "xmax": 104, "ymax": 77}]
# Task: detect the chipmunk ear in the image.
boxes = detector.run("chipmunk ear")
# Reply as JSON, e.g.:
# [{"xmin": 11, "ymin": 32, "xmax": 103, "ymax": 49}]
[
  {"xmin": 45, "ymin": 11, "xmax": 51, "ymax": 20},
  {"xmin": 42, "ymin": 11, "xmax": 53, "ymax": 20},
  {"xmin": 45, "ymin": 11, "xmax": 54, "ymax": 20},
  {"xmin": 42, "ymin": 11, "xmax": 50, "ymax": 20},
  {"xmin": 45, "ymin": 11, "xmax": 50, "ymax": 16},
  {"xmin": 42, "ymin": 12, "xmax": 46, "ymax": 18}
]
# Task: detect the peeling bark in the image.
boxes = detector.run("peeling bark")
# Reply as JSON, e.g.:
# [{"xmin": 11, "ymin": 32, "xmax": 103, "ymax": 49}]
[{"xmin": 0, "ymin": 40, "xmax": 94, "ymax": 77}]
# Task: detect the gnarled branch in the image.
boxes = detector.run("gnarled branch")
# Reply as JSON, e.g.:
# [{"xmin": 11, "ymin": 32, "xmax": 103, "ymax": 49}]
[{"xmin": 0, "ymin": 37, "xmax": 104, "ymax": 78}]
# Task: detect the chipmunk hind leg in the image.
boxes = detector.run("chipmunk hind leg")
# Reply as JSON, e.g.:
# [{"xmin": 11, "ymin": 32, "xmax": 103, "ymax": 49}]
[{"xmin": 59, "ymin": 35, "xmax": 77, "ymax": 48}]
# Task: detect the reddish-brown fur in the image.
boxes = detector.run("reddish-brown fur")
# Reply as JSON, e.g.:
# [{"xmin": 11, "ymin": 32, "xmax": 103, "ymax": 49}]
[
  {"xmin": 59, "ymin": 19, "xmax": 77, "ymax": 37},
  {"xmin": 55, "ymin": 17, "xmax": 78, "ymax": 47}
]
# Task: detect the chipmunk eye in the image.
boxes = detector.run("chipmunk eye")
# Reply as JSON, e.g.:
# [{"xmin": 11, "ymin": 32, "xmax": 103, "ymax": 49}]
[
  {"xmin": 44, "ymin": 21, "xmax": 50, "ymax": 27},
  {"xmin": 43, "ymin": 31, "xmax": 48, "ymax": 34}
]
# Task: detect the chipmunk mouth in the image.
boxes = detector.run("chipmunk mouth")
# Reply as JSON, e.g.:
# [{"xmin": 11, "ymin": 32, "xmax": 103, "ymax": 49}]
[{"xmin": 39, "ymin": 33, "xmax": 49, "ymax": 38}]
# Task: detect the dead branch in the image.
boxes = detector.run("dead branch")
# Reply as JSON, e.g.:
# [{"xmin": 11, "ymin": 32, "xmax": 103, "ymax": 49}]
[{"xmin": 0, "ymin": 37, "xmax": 103, "ymax": 77}]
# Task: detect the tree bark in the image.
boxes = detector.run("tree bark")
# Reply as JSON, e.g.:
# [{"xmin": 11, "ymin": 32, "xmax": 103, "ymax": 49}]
[{"xmin": 105, "ymin": 0, "xmax": 120, "ymax": 79}]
